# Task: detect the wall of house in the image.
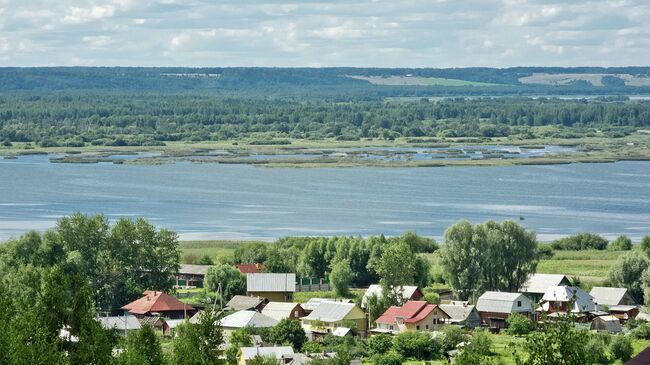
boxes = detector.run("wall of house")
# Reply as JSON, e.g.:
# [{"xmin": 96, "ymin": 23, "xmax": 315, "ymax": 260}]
[
  {"xmin": 248, "ymin": 291, "xmax": 293, "ymax": 302},
  {"xmin": 478, "ymin": 312, "xmax": 511, "ymax": 329}
]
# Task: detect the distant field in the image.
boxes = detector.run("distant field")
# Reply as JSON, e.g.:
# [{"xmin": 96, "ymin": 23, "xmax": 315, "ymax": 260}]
[
  {"xmin": 348, "ymin": 75, "xmax": 499, "ymax": 87},
  {"xmin": 536, "ymin": 249, "xmax": 629, "ymax": 288},
  {"xmin": 180, "ymin": 240, "xmax": 253, "ymax": 263},
  {"xmin": 519, "ymin": 72, "xmax": 650, "ymax": 86}
]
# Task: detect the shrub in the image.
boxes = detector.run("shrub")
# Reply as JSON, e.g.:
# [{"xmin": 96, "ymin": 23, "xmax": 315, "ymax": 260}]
[
  {"xmin": 585, "ymin": 335, "xmax": 610, "ymax": 364},
  {"xmin": 267, "ymin": 319, "xmax": 306, "ymax": 350},
  {"xmin": 506, "ymin": 313, "xmax": 534, "ymax": 336},
  {"xmin": 423, "ymin": 292, "xmax": 441, "ymax": 304},
  {"xmin": 301, "ymin": 341, "xmax": 324, "ymax": 354},
  {"xmin": 392, "ymin": 331, "xmax": 441, "ymax": 360},
  {"xmin": 441, "ymin": 325, "xmax": 467, "ymax": 352},
  {"xmin": 468, "ymin": 329, "xmax": 492, "ymax": 356},
  {"xmin": 632, "ymin": 323, "xmax": 650, "ymax": 339},
  {"xmin": 366, "ymin": 334, "xmax": 393, "ymax": 356},
  {"xmin": 370, "ymin": 350, "xmax": 403, "ymax": 365},
  {"xmin": 537, "ymin": 244, "xmax": 554, "ymax": 259},
  {"xmin": 551, "ymin": 233, "xmax": 608, "ymax": 250},
  {"xmin": 610, "ymin": 335, "xmax": 633, "ymax": 362},
  {"xmin": 609, "ymin": 235, "xmax": 632, "ymax": 251}
]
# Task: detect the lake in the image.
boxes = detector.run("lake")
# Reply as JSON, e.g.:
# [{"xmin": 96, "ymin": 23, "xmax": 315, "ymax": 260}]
[{"xmin": 1, "ymin": 155, "xmax": 649, "ymax": 242}]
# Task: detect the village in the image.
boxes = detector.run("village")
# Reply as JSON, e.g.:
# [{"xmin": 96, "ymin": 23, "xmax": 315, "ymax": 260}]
[{"xmin": 92, "ymin": 262, "xmax": 650, "ymax": 365}]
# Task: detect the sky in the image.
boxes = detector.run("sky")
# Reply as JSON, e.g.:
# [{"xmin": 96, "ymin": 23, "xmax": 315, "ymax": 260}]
[{"xmin": 0, "ymin": 0, "xmax": 649, "ymax": 67}]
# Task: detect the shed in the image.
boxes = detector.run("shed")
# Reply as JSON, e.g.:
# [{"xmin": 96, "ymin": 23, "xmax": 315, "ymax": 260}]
[
  {"xmin": 247, "ymin": 273, "xmax": 296, "ymax": 302},
  {"xmin": 590, "ymin": 315, "xmax": 623, "ymax": 333},
  {"xmin": 438, "ymin": 303, "xmax": 481, "ymax": 329},
  {"xmin": 138, "ymin": 316, "xmax": 170, "ymax": 335},
  {"xmin": 590, "ymin": 287, "xmax": 638, "ymax": 307},
  {"xmin": 226, "ymin": 295, "xmax": 269, "ymax": 312},
  {"xmin": 261, "ymin": 302, "xmax": 306, "ymax": 321},
  {"xmin": 176, "ymin": 264, "xmax": 213, "ymax": 288}
]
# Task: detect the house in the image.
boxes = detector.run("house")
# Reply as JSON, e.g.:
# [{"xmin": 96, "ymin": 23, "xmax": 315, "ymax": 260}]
[
  {"xmin": 590, "ymin": 287, "xmax": 639, "ymax": 307},
  {"xmin": 361, "ymin": 284, "xmax": 422, "ymax": 308},
  {"xmin": 520, "ymin": 274, "xmax": 572, "ymax": 303},
  {"xmin": 590, "ymin": 315, "xmax": 623, "ymax": 333},
  {"xmin": 121, "ymin": 291, "xmax": 195, "ymax": 319},
  {"xmin": 175, "ymin": 264, "xmax": 212, "ymax": 288},
  {"xmin": 476, "ymin": 291, "xmax": 533, "ymax": 329},
  {"xmin": 261, "ymin": 302, "xmax": 306, "ymax": 322},
  {"xmin": 237, "ymin": 346, "xmax": 294, "ymax": 365},
  {"xmin": 247, "ymin": 273, "xmax": 296, "ymax": 302},
  {"xmin": 236, "ymin": 263, "xmax": 263, "ymax": 274},
  {"xmin": 374, "ymin": 300, "xmax": 450, "ymax": 334},
  {"xmin": 96, "ymin": 316, "xmax": 142, "ymax": 335},
  {"xmin": 219, "ymin": 310, "xmax": 278, "ymax": 335},
  {"xmin": 302, "ymin": 301, "xmax": 367, "ymax": 337},
  {"xmin": 438, "ymin": 303, "xmax": 481, "ymax": 329},
  {"xmin": 302, "ymin": 298, "xmax": 353, "ymax": 314},
  {"xmin": 139, "ymin": 316, "xmax": 170, "ymax": 335},
  {"xmin": 539, "ymin": 286, "xmax": 597, "ymax": 315},
  {"xmin": 226, "ymin": 295, "xmax": 269, "ymax": 312}
]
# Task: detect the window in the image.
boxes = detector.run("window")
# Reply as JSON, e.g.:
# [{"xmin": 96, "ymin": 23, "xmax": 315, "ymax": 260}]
[
  {"xmin": 517, "ymin": 300, "xmax": 522, "ymax": 307},
  {"xmin": 425, "ymin": 325, "xmax": 429, "ymax": 329},
  {"xmin": 416, "ymin": 325, "xmax": 420, "ymax": 330}
]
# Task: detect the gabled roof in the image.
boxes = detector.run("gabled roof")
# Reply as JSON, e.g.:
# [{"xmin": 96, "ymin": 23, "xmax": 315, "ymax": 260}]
[
  {"xmin": 332, "ymin": 327, "xmax": 352, "ymax": 337},
  {"xmin": 97, "ymin": 316, "xmax": 142, "ymax": 331},
  {"xmin": 139, "ymin": 316, "xmax": 167, "ymax": 328},
  {"xmin": 591, "ymin": 315, "xmax": 623, "ymax": 333},
  {"xmin": 541, "ymin": 286, "xmax": 596, "ymax": 313},
  {"xmin": 438, "ymin": 304, "xmax": 477, "ymax": 322},
  {"xmin": 302, "ymin": 298, "xmax": 353, "ymax": 312},
  {"xmin": 219, "ymin": 310, "xmax": 278, "ymax": 328},
  {"xmin": 376, "ymin": 300, "xmax": 441, "ymax": 325},
  {"xmin": 521, "ymin": 274, "xmax": 571, "ymax": 294},
  {"xmin": 226, "ymin": 295, "xmax": 268, "ymax": 311},
  {"xmin": 590, "ymin": 287, "xmax": 636, "ymax": 306},
  {"xmin": 304, "ymin": 302, "xmax": 359, "ymax": 322},
  {"xmin": 178, "ymin": 264, "xmax": 212, "ymax": 276},
  {"xmin": 476, "ymin": 291, "xmax": 532, "ymax": 314},
  {"xmin": 261, "ymin": 302, "xmax": 303, "ymax": 321},
  {"xmin": 239, "ymin": 346, "xmax": 294, "ymax": 360},
  {"xmin": 247, "ymin": 273, "xmax": 296, "ymax": 293},
  {"xmin": 121, "ymin": 291, "xmax": 194, "ymax": 315},
  {"xmin": 361, "ymin": 284, "xmax": 421, "ymax": 308},
  {"xmin": 236, "ymin": 263, "xmax": 263, "ymax": 274}
]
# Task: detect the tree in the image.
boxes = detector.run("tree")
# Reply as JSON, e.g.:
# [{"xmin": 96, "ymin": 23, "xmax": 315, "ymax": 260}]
[
  {"xmin": 172, "ymin": 309, "xmax": 224, "ymax": 365},
  {"xmin": 609, "ymin": 252, "xmax": 648, "ymax": 304},
  {"xmin": 609, "ymin": 235, "xmax": 632, "ymax": 251},
  {"xmin": 440, "ymin": 220, "xmax": 539, "ymax": 299},
  {"xmin": 642, "ymin": 235, "xmax": 650, "ymax": 258},
  {"xmin": 119, "ymin": 325, "xmax": 164, "ymax": 365},
  {"xmin": 330, "ymin": 260, "xmax": 354, "ymax": 297},
  {"xmin": 204, "ymin": 264, "xmax": 246, "ymax": 302},
  {"xmin": 505, "ymin": 313, "xmax": 534, "ymax": 336},
  {"xmin": 516, "ymin": 315, "xmax": 590, "ymax": 365},
  {"xmin": 267, "ymin": 319, "xmax": 307, "ymax": 350},
  {"xmin": 551, "ymin": 233, "xmax": 608, "ymax": 250},
  {"xmin": 376, "ymin": 243, "xmax": 416, "ymax": 304},
  {"xmin": 441, "ymin": 325, "xmax": 467, "ymax": 352},
  {"xmin": 366, "ymin": 334, "xmax": 393, "ymax": 356},
  {"xmin": 610, "ymin": 335, "xmax": 633, "ymax": 362},
  {"xmin": 392, "ymin": 331, "xmax": 441, "ymax": 360}
]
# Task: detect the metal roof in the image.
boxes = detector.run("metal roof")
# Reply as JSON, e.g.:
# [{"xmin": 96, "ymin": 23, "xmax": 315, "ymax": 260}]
[
  {"xmin": 521, "ymin": 274, "xmax": 571, "ymax": 294},
  {"xmin": 178, "ymin": 264, "xmax": 213, "ymax": 276},
  {"xmin": 590, "ymin": 315, "xmax": 622, "ymax": 333},
  {"xmin": 239, "ymin": 346, "xmax": 294, "ymax": 360},
  {"xmin": 97, "ymin": 316, "xmax": 142, "ymax": 331},
  {"xmin": 332, "ymin": 327, "xmax": 352, "ymax": 337},
  {"xmin": 302, "ymin": 298, "xmax": 353, "ymax": 312},
  {"xmin": 304, "ymin": 302, "xmax": 359, "ymax": 322},
  {"xmin": 438, "ymin": 304, "xmax": 478, "ymax": 322},
  {"xmin": 589, "ymin": 287, "xmax": 634, "ymax": 306},
  {"xmin": 226, "ymin": 295, "xmax": 267, "ymax": 311},
  {"xmin": 476, "ymin": 291, "xmax": 532, "ymax": 314},
  {"xmin": 261, "ymin": 302, "xmax": 303, "ymax": 321},
  {"xmin": 219, "ymin": 310, "xmax": 278, "ymax": 328},
  {"xmin": 541, "ymin": 286, "xmax": 596, "ymax": 313},
  {"xmin": 247, "ymin": 273, "xmax": 296, "ymax": 293},
  {"xmin": 361, "ymin": 284, "xmax": 420, "ymax": 308}
]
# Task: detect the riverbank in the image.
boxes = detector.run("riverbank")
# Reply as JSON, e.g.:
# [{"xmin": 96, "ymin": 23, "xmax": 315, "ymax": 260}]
[{"xmin": 2, "ymin": 133, "xmax": 649, "ymax": 168}]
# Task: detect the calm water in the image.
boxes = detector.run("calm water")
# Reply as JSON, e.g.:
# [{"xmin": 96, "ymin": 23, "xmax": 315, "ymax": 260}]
[{"xmin": 1, "ymin": 155, "xmax": 649, "ymax": 242}]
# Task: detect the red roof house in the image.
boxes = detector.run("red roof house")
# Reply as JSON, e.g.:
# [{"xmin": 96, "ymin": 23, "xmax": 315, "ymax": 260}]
[
  {"xmin": 236, "ymin": 263, "xmax": 263, "ymax": 274},
  {"xmin": 373, "ymin": 300, "xmax": 450, "ymax": 334},
  {"xmin": 122, "ymin": 291, "xmax": 195, "ymax": 319}
]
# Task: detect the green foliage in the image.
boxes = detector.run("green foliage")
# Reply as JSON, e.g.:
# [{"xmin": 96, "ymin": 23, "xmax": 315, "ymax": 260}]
[
  {"xmin": 632, "ymin": 322, "xmax": 650, "ymax": 339},
  {"xmin": 377, "ymin": 243, "xmax": 417, "ymax": 303},
  {"xmin": 118, "ymin": 325, "xmax": 164, "ymax": 365},
  {"xmin": 392, "ymin": 331, "xmax": 442, "ymax": 360},
  {"xmin": 423, "ymin": 291, "xmax": 441, "ymax": 304},
  {"xmin": 366, "ymin": 334, "xmax": 393, "ymax": 356},
  {"xmin": 330, "ymin": 260, "xmax": 355, "ymax": 297},
  {"xmin": 454, "ymin": 331, "xmax": 498, "ymax": 365},
  {"xmin": 248, "ymin": 356, "xmax": 279, "ymax": 365},
  {"xmin": 641, "ymin": 236, "xmax": 650, "ymax": 258},
  {"xmin": 204, "ymin": 263, "xmax": 246, "ymax": 302},
  {"xmin": 516, "ymin": 315, "xmax": 590, "ymax": 365},
  {"xmin": 609, "ymin": 335, "xmax": 633, "ymax": 362},
  {"xmin": 440, "ymin": 220, "xmax": 539, "ymax": 300},
  {"xmin": 505, "ymin": 313, "xmax": 534, "ymax": 336},
  {"xmin": 584, "ymin": 335, "xmax": 610, "ymax": 365},
  {"xmin": 441, "ymin": 325, "xmax": 468, "ymax": 352},
  {"xmin": 551, "ymin": 233, "xmax": 609, "ymax": 251},
  {"xmin": 267, "ymin": 319, "xmax": 307, "ymax": 350},
  {"xmin": 370, "ymin": 350, "xmax": 404, "ymax": 365},
  {"xmin": 609, "ymin": 235, "xmax": 633, "ymax": 251},
  {"xmin": 172, "ymin": 309, "xmax": 224, "ymax": 365},
  {"xmin": 608, "ymin": 252, "xmax": 649, "ymax": 304},
  {"xmin": 536, "ymin": 244, "xmax": 554, "ymax": 259},
  {"xmin": 301, "ymin": 341, "xmax": 324, "ymax": 354}
]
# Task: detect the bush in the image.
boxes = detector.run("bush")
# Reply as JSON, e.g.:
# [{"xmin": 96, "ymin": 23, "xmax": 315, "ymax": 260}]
[
  {"xmin": 423, "ymin": 292, "xmax": 441, "ymax": 304},
  {"xmin": 441, "ymin": 325, "xmax": 467, "ymax": 352},
  {"xmin": 609, "ymin": 235, "xmax": 632, "ymax": 251},
  {"xmin": 468, "ymin": 329, "xmax": 492, "ymax": 356},
  {"xmin": 610, "ymin": 335, "xmax": 633, "ymax": 362},
  {"xmin": 585, "ymin": 335, "xmax": 610, "ymax": 364},
  {"xmin": 506, "ymin": 313, "xmax": 534, "ymax": 336},
  {"xmin": 301, "ymin": 341, "xmax": 324, "ymax": 353},
  {"xmin": 392, "ymin": 331, "xmax": 441, "ymax": 360},
  {"xmin": 632, "ymin": 323, "xmax": 650, "ymax": 339},
  {"xmin": 370, "ymin": 350, "xmax": 403, "ymax": 365},
  {"xmin": 537, "ymin": 244, "xmax": 554, "ymax": 259},
  {"xmin": 366, "ymin": 334, "xmax": 393, "ymax": 356},
  {"xmin": 551, "ymin": 233, "xmax": 608, "ymax": 250}
]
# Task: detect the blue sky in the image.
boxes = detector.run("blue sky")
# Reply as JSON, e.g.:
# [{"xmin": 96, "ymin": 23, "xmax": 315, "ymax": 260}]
[{"xmin": 1, "ymin": 0, "xmax": 649, "ymax": 67}]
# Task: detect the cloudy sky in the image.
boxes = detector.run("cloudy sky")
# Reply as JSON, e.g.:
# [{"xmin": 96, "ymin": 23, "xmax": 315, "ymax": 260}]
[{"xmin": 1, "ymin": 0, "xmax": 649, "ymax": 67}]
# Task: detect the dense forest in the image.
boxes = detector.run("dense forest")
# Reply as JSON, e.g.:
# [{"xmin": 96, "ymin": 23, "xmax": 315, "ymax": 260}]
[{"xmin": 1, "ymin": 93, "xmax": 648, "ymax": 146}]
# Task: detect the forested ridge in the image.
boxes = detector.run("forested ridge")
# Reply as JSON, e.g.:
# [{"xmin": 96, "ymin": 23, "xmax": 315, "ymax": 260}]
[{"xmin": 1, "ymin": 93, "xmax": 648, "ymax": 146}]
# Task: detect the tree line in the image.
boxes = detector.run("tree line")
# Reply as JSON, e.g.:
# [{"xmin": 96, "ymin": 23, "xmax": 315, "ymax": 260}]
[{"xmin": 1, "ymin": 94, "xmax": 648, "ymax": 146}]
